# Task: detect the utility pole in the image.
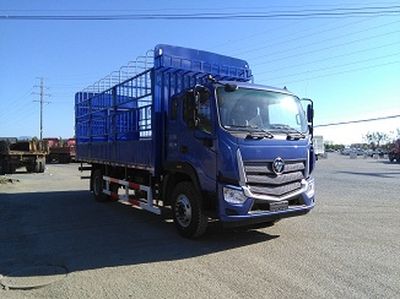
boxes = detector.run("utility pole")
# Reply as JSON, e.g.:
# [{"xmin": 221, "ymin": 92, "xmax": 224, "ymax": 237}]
[{"xmin": 33, "ymin": 78, "xmax": 51, "ymax": 140}]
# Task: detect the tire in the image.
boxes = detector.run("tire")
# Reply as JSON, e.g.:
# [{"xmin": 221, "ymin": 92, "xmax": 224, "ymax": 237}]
[
  {"xmin": 39, "ymin": 159, "xmax": 45, "ymax": 172},
  {"xmin": 91, "ymin": 169, "xmax": 110, "ymax": 202},
  {"xmin": 0, "ymin": 141, "xmax": 8, "ymax": 153},
  {"xmin": 0, "ymin": 161, "xmax": 5, "ymax": 175},
  {"xmin": 34, "ymin": 158, "xmax": 45, "ymax": 173},
  {"xmin": 4, "ymin": 162, "xmax": 16, "ymax": 174},
  {"xmin": 171, "ymin": 182, "xmax": 208, "ymax": 238},
  {"xmin": 26, "ymin": 163, "xmax": 35, "ymax": 173}
]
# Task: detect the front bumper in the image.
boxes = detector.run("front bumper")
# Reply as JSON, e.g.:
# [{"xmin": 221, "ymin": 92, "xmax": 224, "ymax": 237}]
[{"xmin": 219, "ymin": 177, "xmax": 315, "ymax": 225}]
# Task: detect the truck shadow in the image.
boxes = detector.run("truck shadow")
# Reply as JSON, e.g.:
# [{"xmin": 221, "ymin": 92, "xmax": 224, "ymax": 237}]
[
  {"xmin": 0, "ymin": 190, "xmax": 279, "ymax": 277},
  {"xmin": 336, "ymin": 170, "xmax": 400, "ymax": 179},
  {"xmin": 370, "ymin": 160, "xmax": 400, "ymax": 165}
]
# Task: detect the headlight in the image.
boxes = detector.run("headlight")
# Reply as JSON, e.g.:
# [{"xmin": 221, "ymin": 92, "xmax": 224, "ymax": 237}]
[
  {"xmin": 305, "ymin": 178, "xmax": 315, "ymax": 198},
  {"xmin": 223, "ymin": 186, "xmax": 247, "ymax": 204}
]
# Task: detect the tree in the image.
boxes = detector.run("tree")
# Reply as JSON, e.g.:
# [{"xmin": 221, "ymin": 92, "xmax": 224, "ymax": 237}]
[
  {"xmin": 364, "ymin": 131, "xmax": 390, "ymax": 149},
  {"xmin": 324, "ymin": 142, "xmax": 345, "ymax": 151}
]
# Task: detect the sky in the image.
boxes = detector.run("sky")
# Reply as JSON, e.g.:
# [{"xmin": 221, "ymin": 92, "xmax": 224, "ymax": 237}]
[{"xmin": 0, "ymin": 0, "xmax": 399, "ymax": 145}]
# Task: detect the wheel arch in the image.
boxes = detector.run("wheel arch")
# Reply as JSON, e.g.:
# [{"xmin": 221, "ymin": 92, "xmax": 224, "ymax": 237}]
[{"xmin": 162, "ymin": 162, "xmax": 202, "ymax": 206}]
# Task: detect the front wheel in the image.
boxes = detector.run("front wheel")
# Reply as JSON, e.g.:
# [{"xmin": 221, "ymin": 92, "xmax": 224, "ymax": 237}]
[{"xmin": 171, "ymin": 182, "xmax": 208, "ymax": 238}]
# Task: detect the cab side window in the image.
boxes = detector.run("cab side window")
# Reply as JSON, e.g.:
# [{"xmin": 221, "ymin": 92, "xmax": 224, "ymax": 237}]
[
  {"xmin": 183, "ymin": 90, "xmax": 212, "ymax": 133},
  {"xmin": 197, "ymin": 98, "xmax": 212, "ymax": 133}
]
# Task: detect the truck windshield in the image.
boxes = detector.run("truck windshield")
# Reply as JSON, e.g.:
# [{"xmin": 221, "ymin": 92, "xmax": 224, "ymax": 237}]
[{"xmin": 217, "ymin": 87, "xmax": 308, "ymax": 134}]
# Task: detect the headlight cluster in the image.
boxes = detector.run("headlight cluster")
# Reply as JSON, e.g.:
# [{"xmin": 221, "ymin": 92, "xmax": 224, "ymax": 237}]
[{"xmin": 223, "ymin": 187, "xmax": 247, "ymax": 204}]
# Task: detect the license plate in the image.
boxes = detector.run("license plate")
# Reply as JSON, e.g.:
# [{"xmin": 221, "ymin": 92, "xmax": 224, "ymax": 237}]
[{"xmin": 269, "ymin": 200, "xmax": 288, "ymax": 212}]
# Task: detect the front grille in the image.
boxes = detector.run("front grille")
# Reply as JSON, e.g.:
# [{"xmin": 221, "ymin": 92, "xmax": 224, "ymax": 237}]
[{"xmin": 243, "ymin": 160, "xmax": 305, "ymax": 197}]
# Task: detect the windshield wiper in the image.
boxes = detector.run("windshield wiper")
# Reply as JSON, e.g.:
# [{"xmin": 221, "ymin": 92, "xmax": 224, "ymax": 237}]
[
  {"xmin": 225, "ymin": 125, "xmax": 274, "ymax": 139},
  {"xmin": 269, "ymin": 124, "xmax": 306, "ymax": 140},
  {"xmin": 246, "ymin": 130, "xmax": 274, "ymax": 140}
]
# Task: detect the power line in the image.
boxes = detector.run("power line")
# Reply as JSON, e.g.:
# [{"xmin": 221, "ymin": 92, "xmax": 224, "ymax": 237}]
[
  {"xmin": 259, "ymin": 52, "xmax": 400, "ymax": 80},
  {"xmin": 235, "ymin": 18, "xmax": 399, "ymax": 58},
  {"xmin": 0, "ymin": 102, "xmax": 36, "ymax": 127},
  {"xmin": 251, "ymin": 29, "xmax": 400, "ymax": 67},
  {"xmin": 1, "ymin": 6, "xmax": 400, "ymax": 20},
  {"xmin": 0, "ymin": 89, "xmax": 33, "ymax": 120},
  {"xmin": 215, "ymin": 15, "xmax": 378, "ymax": 54},
  {"xmin": 1, "ymin": 13, "xmax": 398, "ymax": 21},
  {"xmin": 2, "ymin": 3, "xmax": 400, "ymax": 12},
  {"xmin": 315, "ymin": 115, "xmax": 400, "ymax": 127},
  {"xmin": 253, "ymin": 40, "xmax": 400, "ymax": 76},
  {"xmin": 211, "ymin": 19, "xmax": 304, "ymax": 51},
  {"xmin": 268, "ymin": 60, "xmax": 400, "ymax": 86},
  {"xmin": 0, "ymin": 105, "xmax": 37, "ymax": 130}
]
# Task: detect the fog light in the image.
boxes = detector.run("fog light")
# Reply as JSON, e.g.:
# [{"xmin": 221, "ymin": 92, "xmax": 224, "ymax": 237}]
[
  {"xmin": 306, "ymin": 178, "xmax": 315, "ymax": 198},
  {"xmin": 223, "ymin": 186, "xmax": 247, "ymax": 204}
]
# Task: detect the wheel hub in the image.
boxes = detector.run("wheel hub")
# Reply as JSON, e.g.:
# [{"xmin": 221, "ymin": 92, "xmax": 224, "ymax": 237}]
[{"xmin": 175, "ymin": 194, "xmax": 192, "ymax": 228}]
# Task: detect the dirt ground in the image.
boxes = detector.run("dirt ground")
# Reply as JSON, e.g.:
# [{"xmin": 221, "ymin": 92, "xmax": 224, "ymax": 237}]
[{"xmin": 0, "ymin": 155, "xmax": 399, "ymax": 298}]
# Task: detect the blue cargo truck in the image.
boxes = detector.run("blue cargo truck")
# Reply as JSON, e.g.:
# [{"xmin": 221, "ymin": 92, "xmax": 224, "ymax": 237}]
[{"xmin": 75, "ymin": 44, "xmax": 316, "ymax": 238}]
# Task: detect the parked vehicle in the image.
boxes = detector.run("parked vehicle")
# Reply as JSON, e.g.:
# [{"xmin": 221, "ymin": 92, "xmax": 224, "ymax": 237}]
[
  {"xmin": 0, "ymin": 139, "xmax": 48, "ymax": 174},
  {"xmin": 313, "ymin": 136, "xmax": 325, "ymax": 159},
  {"xmin": 388, "ymin": 139, "xmax": 400, "ymax": 162},
  {"xmin": 75, "ymin": 44, "xmax": 316, "ymax": 238},
  {"xmin": 44, "ymin": 138, "xmax": 76, "ymax": 163},
  {"xmin": 365, "ymin": 148, "xmax": 386, "ymax": 158}
]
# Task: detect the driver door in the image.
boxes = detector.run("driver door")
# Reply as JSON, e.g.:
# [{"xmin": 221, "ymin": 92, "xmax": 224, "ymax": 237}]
[{"xmin": 179, "ymin": 89, "xmax": 217, "ymax": 193}]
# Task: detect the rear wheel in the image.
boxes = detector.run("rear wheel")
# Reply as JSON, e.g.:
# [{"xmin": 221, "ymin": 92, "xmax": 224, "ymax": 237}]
[
  {"xmin": 91, "ymin": 169, "xmax": 109, "ymax": 202},
  {"xmin": 34, "ymin": 158, "xmax": 45, "ymax": 173},
  {"xmin": 26, "ymin": 163, "xmax": 35, "ymax": 173},
  {"xmin": 3, "ymin": 162, "xmax": 16, "ymax": 174},
  {"xmin": 171, "ymin": 182, "xmax": 208, "ymax": 238},
  {"xmin": 39, "ymin": 160, "xmax": 45, "ymax": 172},
  {"xmin": 0, "ymin": 160, "xmax": 8, "ymax": 175}
]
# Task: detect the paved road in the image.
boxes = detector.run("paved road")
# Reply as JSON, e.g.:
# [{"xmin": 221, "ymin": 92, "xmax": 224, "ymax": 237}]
[{"xmin": 0, "ymin": 155, "xmax": 399, "ymax": 298}]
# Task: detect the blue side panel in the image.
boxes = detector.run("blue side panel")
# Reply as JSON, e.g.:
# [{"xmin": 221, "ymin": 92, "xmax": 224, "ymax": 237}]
[
  {"xmin": 76, "ymin": 140, "xmax": 152, "ymax": 168},
  {"xmin": 74, "ymin": 69, "xmax": 153, "ymax": 169}
]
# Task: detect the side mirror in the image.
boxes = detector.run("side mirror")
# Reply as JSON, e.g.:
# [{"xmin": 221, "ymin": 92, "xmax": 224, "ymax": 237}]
[
  {"xmin": 301, "ymin": 98, "xmax": 314, "ymax": 138},
  {"xmin": 184, "ymin": 91, "xmax": 198, "ymax": 129},
  {"xmin": 301, "ymin": 98, "xmax": 314, "ymax": 124},
  {"xmin": 308, "ymin": 125, "xmax": 313, "ymax": 136},
  {"xmin": 194, "ymin": 85, "xmax": 210, "ymax": 104},
  {"xmin": 224, "ymin": 84, "xmax": 238, "ymax": 92},
  {"xmin": 189, "ymin": 85, "xmax": 210, "ymax": 128},
  {"xmin": 307, "ymin": 103, "xmax": 314, "ymax": 123}
]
